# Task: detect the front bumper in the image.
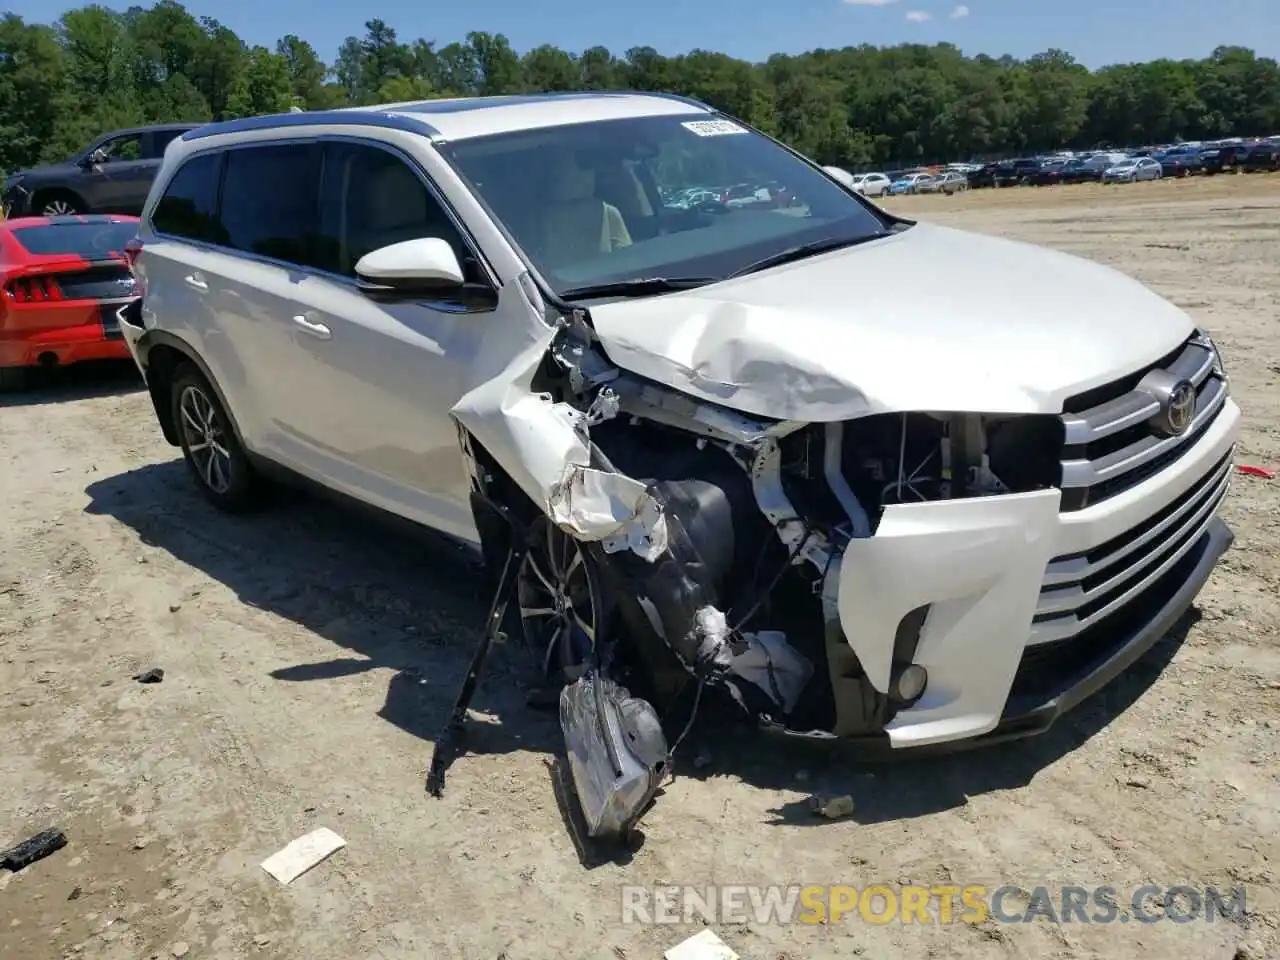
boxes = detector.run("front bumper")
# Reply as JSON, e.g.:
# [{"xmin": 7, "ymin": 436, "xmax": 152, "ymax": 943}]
[
  {"xmin": 2, "ymin": 182, "xmax": 33, "ymax": 218},
  {"xmin": 821, "ymin": 396, "xmax": 1241, "ymax": 751}
]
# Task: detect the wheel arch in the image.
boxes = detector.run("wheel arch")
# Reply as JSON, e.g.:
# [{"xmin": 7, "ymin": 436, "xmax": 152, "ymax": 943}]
[
  {"xmin": 30, "ymin": 186, "xmax": 86, "ymax": 215},
  {"xmin": 134, "ymin": 330, "xmax": 248, "ymax": 450}
]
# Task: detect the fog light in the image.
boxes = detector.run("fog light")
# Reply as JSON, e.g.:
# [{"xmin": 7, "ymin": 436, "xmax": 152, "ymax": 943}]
[{"xmin": 892, "ymin": 664, "xmax": 928, "ymax": 702}]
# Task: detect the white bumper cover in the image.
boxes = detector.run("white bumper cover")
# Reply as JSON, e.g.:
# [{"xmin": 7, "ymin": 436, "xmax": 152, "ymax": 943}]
[{"xmin": 836, "ymin": 397, "xmax": 1242, "ymax": 749}]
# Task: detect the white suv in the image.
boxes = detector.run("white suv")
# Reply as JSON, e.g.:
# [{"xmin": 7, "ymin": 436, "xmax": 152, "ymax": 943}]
[{"xmin": 123, "ymin": 93, "xmax": 1239, "ymax": 755}]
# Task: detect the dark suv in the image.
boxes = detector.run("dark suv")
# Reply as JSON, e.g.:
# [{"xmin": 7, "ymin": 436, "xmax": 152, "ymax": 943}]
[{"xmin": 2, "ymin": 124, "xmax": 201, "ymax": 219}]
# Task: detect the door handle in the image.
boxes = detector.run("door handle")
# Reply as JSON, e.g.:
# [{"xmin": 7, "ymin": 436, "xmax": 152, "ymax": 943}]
[
  {"xmin": 183, "ymin": 273, "xmax": 208, "ymax": 292},
  {"xmin": 293, "ymin": 315, "xmax": 331, "ymax": 340}
]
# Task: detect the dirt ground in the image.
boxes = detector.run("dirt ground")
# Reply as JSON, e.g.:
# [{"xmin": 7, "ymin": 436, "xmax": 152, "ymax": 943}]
[{"xmin": 2, "ymin": 174, "xmax": 1279, "ymax": 960}]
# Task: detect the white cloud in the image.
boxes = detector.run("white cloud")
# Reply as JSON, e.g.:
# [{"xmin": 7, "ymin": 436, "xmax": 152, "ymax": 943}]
[
  {"xmin": 842, "ymin": 0, "xmax": 901, "ymax": 6},
  {"xmin": 950, "ymin": 4, "xmax": 970, "ymax": 17},
  {"xmin": 905, "ymin": 9, "xmax": 932, "ymax": 21}
]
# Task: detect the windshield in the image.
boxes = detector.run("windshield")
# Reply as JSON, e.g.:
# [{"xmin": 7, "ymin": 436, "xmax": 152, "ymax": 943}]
[
  {"xmin": 438, "ymin": 114, "xmax": 889, "ymax": 297},
  {"xmin": 10, "ymin": 221, "xmax": 136, "ymax": 258}
]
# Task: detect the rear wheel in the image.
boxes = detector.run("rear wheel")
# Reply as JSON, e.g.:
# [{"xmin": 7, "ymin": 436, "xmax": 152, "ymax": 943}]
[{"xmin": 170, "ymin": 363, "xmax": 266, "ymax": 512}]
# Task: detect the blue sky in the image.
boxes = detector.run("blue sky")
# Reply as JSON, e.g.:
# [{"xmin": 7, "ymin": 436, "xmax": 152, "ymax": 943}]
[{"xmin": 14, "ymin": 0, "xmax": 1280, "ymax": 69}]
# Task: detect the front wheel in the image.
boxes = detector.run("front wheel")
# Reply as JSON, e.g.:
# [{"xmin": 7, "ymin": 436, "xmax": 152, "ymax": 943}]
[
  {"xmin": 36, "ymin": 192, "xmax": 85, "ymax": 217},
  {"xmin": 171, "ymin": 364, "xmax": 267, "ymax": 512}
]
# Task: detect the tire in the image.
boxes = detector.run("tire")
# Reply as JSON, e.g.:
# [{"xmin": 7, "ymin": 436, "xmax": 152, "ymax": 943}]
[
  {"xmin": 170, "ymin": 363, "xmax": 266, "ymax": 512},
  {"xmin": 33, "ymin": 191, "xmax": 85, "ymax": 217},
  {"xmin": 0, "ymin": 366, "xmax": 29, "ymax": 392}
]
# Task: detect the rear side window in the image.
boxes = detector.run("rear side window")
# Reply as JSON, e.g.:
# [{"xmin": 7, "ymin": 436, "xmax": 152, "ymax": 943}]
[
  {"xmin": 219, "ymin": 144, "xmax": 321, "ymax": 266},
  {"xmin": 152, "ymin": 153, "xmax": 224, "ymax": 243}
]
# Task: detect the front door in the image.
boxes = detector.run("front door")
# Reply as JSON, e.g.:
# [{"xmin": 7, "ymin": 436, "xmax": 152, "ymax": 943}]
[{"xmin": 80, "ymin": 133, "xmax": 155, "ymax": 214}]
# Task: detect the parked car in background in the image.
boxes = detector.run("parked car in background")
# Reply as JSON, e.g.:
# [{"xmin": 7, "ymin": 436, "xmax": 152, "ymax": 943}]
[
  {"xmin": 2, "ymin": 124, "xmax": 200, "ymax": 218},
  {"xmin": 0, "ymin": 215, "xmax": 140, "ymax": 390},
  {"xmin": 1241, "ymin": 141, "xmax": 1280, "ymax": 172},
  {"xmin": 918, "ymin": 171, "xmax": 968, "ymax": 195},
  {"xmin": 1154, "ymin": 148, "xmax": 1202, "ymax": 177},
  {"xmin": 993, "ymin": 158, "xmax": 1043, "ymax": 187},
  {"xmin": 1201, "ymin": 144, "xmax": 1251, "ymax": 175},
  {"xmin": 850, "ymin": 172, "xmax": 891, "ymax": 197},
  {"xmin": 1103, "ymin": 157, "xmax": 1163, "ymax": 183},
  {"xmin": 1032, "ymin": 158, "xmax": 1098, "ymax": 186},
  {"xmin": 888, "ymin": 172, "xmax": 934, "ymax": 195},
  {"xmin": 966, "ymin": 163, "xmax": 1000, "ymax": 189}
]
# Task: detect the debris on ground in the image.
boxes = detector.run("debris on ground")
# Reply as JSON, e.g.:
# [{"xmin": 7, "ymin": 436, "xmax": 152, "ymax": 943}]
[
  {"xmin": 1, "ymin": 827, "xmax": 68, "ymax": 872},
  {"xmin": 809, "ymin": 794, "xmax": 856, "ymax": 819},
  {"xmin": 1237, "ymin": 464, "xmax": 1275, "ymax": 480},
  {"xmin": 664, "ymin": 929, "xmax": 740, "ymax": 960},
  {"xmin": 132, "ymin": 667, "xmax": 165, "ymax": 684},
  {"xmin": 260, "ymin": 827, "xmax": 346, "ymax": 885}
]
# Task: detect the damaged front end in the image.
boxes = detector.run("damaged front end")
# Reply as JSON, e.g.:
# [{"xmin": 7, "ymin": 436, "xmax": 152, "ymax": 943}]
[{"xmin": 437, "ymin": 297, "xmax": 1063, "ymax": 840}]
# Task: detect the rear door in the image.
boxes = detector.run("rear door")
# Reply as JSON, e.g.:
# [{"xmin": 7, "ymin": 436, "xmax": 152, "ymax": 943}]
[{"xmin": 136, "ymin": 149, "xmax": 273, "ymax": 446}]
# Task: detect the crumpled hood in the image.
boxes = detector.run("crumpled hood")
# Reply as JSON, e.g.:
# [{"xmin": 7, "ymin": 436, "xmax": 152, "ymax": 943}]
[{"xmin": 586, "ymin": 222, "xmax": 1195, "ymax": 422}]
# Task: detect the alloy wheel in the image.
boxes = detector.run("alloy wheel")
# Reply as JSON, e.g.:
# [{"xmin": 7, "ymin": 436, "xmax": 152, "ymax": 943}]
[
  {"xmin": 178, "ymin": 384, "xmax": 233, "ymax": 495},
  {"xmin": 516, "ymin": 521, "xmax": 599, "ymax": 682},
  {"xmin": 41, "ymin": 199, "xmax": 76, "ymax": 216}
]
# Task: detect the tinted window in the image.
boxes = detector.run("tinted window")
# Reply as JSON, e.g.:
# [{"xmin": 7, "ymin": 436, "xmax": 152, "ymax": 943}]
[
  {"xmin": 11, "ymin": 221, "xmax": 137, "ymax": 257},
  {"xmin": 99, "ymin": 134, "xmax": 143, "ymax": 162},
  {"xmin": 146, "ymin": 129, "xmax": 185, "ymax": 159},
  {"xmin": 439, "ymin": 114, "xmax": 887, "ymax": 295},
  {"xmin": 316, "ymin": 142, "xmax": 469, "ymax": 278},
  {"xmin": 219, "ymin": 144, "xmax": 321, "ymax": 266},
  {"xmin": 152, "ymin": 153, "xmax": 224, "ymax": 243}
]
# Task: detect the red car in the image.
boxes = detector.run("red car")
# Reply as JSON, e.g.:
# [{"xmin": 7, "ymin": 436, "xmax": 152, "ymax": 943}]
[{"xmin": 0, "ymin": 214, "xmax": 140, "ymax": 390}]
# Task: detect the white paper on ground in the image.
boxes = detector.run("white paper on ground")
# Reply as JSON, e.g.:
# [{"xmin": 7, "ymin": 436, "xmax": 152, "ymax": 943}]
[
  {"xmin": 664, "ymin": 929, "xmax": 740, "ymax": 960},
  {"xmin": 260, "ymin": 827, "xmax": 346, "ymax": 885}
]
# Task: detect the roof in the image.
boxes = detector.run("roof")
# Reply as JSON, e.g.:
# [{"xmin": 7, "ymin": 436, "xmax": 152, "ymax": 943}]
[{"xmin": 183, "ymin": 91, "xmax": 714, "ymax": 145}]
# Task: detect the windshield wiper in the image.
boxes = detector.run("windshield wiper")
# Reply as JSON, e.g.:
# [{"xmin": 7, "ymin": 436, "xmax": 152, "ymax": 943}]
[
  {"xmin": 727, "ymin": 234, "xmax": 882, "ymax": 279},
  {"xmin": 558, "ymin": 276, "xmax": 717, "ymax": 300}
]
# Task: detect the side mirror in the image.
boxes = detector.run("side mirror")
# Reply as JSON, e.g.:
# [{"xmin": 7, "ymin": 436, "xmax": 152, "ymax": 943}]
[{"xmin": 354, "ymin": 237, "xmax": 466, "ymax": 294}]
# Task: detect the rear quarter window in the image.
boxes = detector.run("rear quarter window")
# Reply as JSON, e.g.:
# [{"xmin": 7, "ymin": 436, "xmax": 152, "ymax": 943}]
[{"xmin": 152, "ymin": 153, "xmax": 224, "ymax": 244}]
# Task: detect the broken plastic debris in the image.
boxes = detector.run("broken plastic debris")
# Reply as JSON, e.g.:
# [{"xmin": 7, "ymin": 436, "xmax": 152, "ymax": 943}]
[
  {"xmin": 560, "ymin": 673, "xmax": 668, "ymax": 839},
  {"xmin": 548, "ymin": 464, "xmax": 669, "ymax": 561},
  {"xmin": 260, "ymin": 827, "xmax": 346, "ymax": 884},
  {"xmin": 728, "ymin": 631, "xmax": 814, "ymax": 713},
  {"xmin": 693, "ymin": 606, "xmax": 732, "ymax": 670},
  {"xmin": 664, "ymin": 929, "xmax": 740, "ymax": 960},
  {"xmin": 1238, "ymin": 464, "xmax": 1274, "ymax": 480},
  {"xmin": 2, "ymin": 828, "xmax": 67, "ymax": 872},
  {"xmin": 132, "ymin": 667, "xmax": 164, "ymax": 684},
  {"xmin": 809, "ymin": 794, "xmax": 856, "ymax": 819}
]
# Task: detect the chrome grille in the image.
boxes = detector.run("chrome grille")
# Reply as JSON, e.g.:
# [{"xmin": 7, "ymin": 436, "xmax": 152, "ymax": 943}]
[
  {"xmin": 1031, "ymin": 446, "xmax": 1233, "ymax": 646},
  {"xmin": 1058, "ymin": 333, "xmax": 1228, "ymax": 511}
]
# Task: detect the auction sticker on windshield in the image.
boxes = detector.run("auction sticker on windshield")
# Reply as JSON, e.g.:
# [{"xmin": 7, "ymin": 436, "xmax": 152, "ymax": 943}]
[{"xmin": 681, "ymin": 119, "xmax": 747, "ymax": 137}]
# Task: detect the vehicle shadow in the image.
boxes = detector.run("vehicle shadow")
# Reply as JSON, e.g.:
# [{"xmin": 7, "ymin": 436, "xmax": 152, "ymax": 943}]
[
  {"xmin": 682, "ymin": 608, "xmax": 1200, "ymax": 825},
  {"xmin": 0, "ymin": 360, "xmax": 143, "ymax": 407},
  {"xmin": 84, "ymin": 459, "xmax": 1203, "ymax": 834},
  {"xmin": 83, "ymin": 460, "xmax": 566, "ymax": 765}
]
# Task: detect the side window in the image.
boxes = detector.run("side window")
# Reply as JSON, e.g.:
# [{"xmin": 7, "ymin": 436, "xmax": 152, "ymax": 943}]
[
  {"xmin": 316, "ymin": 141, "xmax": 469, "ymax": 279},
  {"xmin": 98, "ymin": 134, "xmax": 143, "ymax": 162},
  {"xmin": 144, "ymin": 129, "xmax": 184, "ymax": 160},
  {"xmin": 219, "ymin": 144, "xmax": 321, "ymax": 267},
  {"xmin": 152, "ymin": 153, "xmax": 225, "ymax": 244}
]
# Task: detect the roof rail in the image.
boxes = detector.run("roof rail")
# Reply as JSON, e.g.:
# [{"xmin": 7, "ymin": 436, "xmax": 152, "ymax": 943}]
[{"xmin": 182, "ymin": 110, "xmax": 440, "ymax": 143}]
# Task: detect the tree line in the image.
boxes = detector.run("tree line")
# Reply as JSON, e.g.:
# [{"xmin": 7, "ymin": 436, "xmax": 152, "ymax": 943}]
[{"xmin": 2, "ymin": 1, "xmax": 1278, "ymax": 176}]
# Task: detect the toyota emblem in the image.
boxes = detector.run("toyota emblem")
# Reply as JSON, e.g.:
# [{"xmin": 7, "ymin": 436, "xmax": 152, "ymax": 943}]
[{"xmin": 1165, "ymin": 380, "xmax": 1195, "ymax": 436}]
